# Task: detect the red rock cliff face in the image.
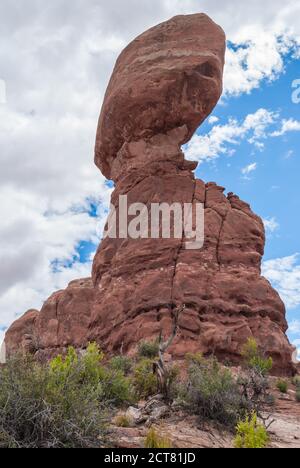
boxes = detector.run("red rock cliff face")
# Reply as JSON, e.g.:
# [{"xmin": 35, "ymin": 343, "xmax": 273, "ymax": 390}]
[{"xmin": 4, "ymin": 14, "xmax": 295, "ymax": 374}]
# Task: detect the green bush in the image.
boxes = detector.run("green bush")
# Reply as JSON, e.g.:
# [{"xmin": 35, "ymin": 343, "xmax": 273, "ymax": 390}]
[
  {"xmin": 185, "ymin": 352, "xmax": 204, "ymax": 365},
  {"xmin": 138, "ymin": 340, "xmax": 159, "ymax": 359},
  {"xmin": 163, "ymin": 365, "xmax": 180, "ymax": 400},
  {"xmin": 276, "ymin": 379, "xmax": 288, "ymax": 394},
  {"xmin": 109, "ymin": 356, "xmax": 132, "ymax": 375},
  {"xmin": 100, "ymin": 368, "xmax": 135, "ymax": 406},
  {"xmin": 296, "ymin": 389, "xmax": 300, "ymax": 403},
  {"xmin": 145, "ymin": 427, "xmax": 172, "ymax": 449},
  {"xmin": 234, "ymin": 412, "xmax": 269, "ymax": 449},
  {"xmin": 241, "ymin": 338, "xmax": 273, "ymax": 375},
  {"xmin": 185, "ymin": 357, "xmax": 244, "ymax": 428},
  {"xmin": 0, "ymin": 351, "xmax": 106, "ymax": 448},
  {"xmin": 292, "ymin": 376, "xmax": 300, "ymax": 388},
  {"xmin": 133, "ymin": 359, "xmax": 157, "ymax": 399},
  {"xmin": 0, "ymin": 344, "xmax": 138, "ymax": 448}
]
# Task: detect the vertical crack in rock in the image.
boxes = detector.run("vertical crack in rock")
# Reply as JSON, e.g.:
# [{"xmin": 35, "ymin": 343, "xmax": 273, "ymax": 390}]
[
  {"xmin": 216, "ymin": 211, "xmax": 228, "ymax": 271},
  {"xmin": 170, "ymin": 178, "xmax": 197, "ymax": 309}
]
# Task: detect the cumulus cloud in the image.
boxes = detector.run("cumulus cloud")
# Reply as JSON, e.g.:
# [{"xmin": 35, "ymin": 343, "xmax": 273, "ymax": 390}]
[
  {"xmin": 185, "ymin": 109, "xmax": 276, "ymax": 163},
  {"xmin": 241, "ymin": 162, "xmax": 257, "ymax": 176},
  {"xmin": 224, "ymin": 34, "xmax": 288, "ymax": 96},
  {"xmin": 271, "ymin": 119, "xmax": 300, "ymax": 137},
  {"xmin": 262, "ymin": 254, "xmax": 300, "ymax": 309},
  {"xmin": 208, "ymin": 116, "xmax": 219, "ymax": 125},
  {"xmin": 289, "ymin": 320, "xmax": 300, "ymax": 334},
  {"xmin": 263, "ymin": 217, "xmax": 280, "ymax": 233}
]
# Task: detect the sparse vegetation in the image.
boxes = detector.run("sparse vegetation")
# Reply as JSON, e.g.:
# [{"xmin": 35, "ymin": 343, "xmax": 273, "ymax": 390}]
[
  {"xmin": 114, "ymin": 413, "xmax": 132, "ymax": 428},
  {"xmin": 133, "ymin": 358, "xmax": 157, "ymax": 399},
  {"xmin": 145, "ymin": 427, "xmax": 172, "ymax": 449},
  {"xmin": 109, "ymin": 355, "xmax": 132, "ymax": 375},
  {"xmin": 241, "ymin": 338, "xmax": 273, "ymax": 375},
  {"xmin": 138, "ymin": 340, "xmax": 159, "ymax": 359},
  {"xmin": 296, "ymin": 389, "xmax": 300, "ymax": 403},
  {"xmin": 0, "ymin": 343, "xmax": 137, "ymax": 448},
  {"xmin": 292, "ymin": 376, "xmax": 300, "ymax": 388},
  {"xmin": 184, "ymin": 356, "xmax": 244, "ymax": 428},
  {"xmin": 0, "ymin": 332, "xmax": 293, "ymax": 448},
  {"xmin": 276, "ymin": 379, "xmax": 288, "ymax": 394},
  {"xmin": 234, "ymin": 412, "xmax": 269, "ymax": 449},
  {"xmin": 0, "ymin": 346, "xmax": 108, "ymax": 448},
  {"xmin": 185, "ymin": 352, "xmax": 204, "ymax": 365}
]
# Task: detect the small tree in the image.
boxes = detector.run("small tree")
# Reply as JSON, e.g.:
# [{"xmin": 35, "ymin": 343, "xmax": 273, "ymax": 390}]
[
  {"xmin": 239, "ymin": 338, "xmax": 275, "ymax": 429},
  {"xmin": 153, "ymin": 305, "xmax": 184, "ymax": 400},
  {"xmin": 234, "ymin": 412, "xmax": 269, "ymax": 449},
  {"xmin": 241, "ymin": 338, "xmax": 273, "ymax": 375}
]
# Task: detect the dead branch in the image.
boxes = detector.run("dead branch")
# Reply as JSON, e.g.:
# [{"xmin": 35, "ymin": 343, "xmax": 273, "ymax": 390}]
[{"xmin": 154, "ymin": 304, "xmax": 185, "ymax": 400}]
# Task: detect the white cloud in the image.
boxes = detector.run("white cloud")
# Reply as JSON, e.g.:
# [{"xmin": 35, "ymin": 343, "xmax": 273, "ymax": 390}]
[
  {"xmin": 271, "ymin": 119, "xmax": 300, "ymax": 137},
  {"xmin": 292, "ymin": 339, "xmax": 300, "ymax": 360},
  {"xmin": 208, "ymin": 116, "xmax": 219, "ymax": 125},
  {"xmin": 185, "ymin": 109, "xmax": 276, "ymax": 163},
  {"xmin": 263, "ymin": 217, "xmax": 280, "ymax": 233},
  {"xmin": 0, "ymin": 330, "xmax": 5, "ymax": 346},
  {"xmin": 289, "ymin": 320, "xmax": 300, "ymax": 334},
  {"xmin": 242, "ymin": 162, "xmax": 257, "ymax": 175},
  {"xmin": 224, "ymin": 33, "xmax": 288, "ymax": 96},
  {"xmin": 262, "ymin": 254, "xmax": 300, "ymax": 309}
]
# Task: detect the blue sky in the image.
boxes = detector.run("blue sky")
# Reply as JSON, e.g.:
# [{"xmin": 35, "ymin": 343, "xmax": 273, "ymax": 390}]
[{"xmin": 0, "ymin": 0, "xmax": 300, "ymax": 358}]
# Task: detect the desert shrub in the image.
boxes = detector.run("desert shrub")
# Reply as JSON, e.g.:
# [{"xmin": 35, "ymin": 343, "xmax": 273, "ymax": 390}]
[
  {"xmin": 0, "ymin": 344, "xmax": 137, "ymax": 448},
  {"xmin": 265, "ymin": 393, "xmax": 276, "ymax": 407},
  {"xmin": 185, "ymin": 352, "xmax": 204, "ymax": 365},
  {"xmin": 296, "ymin": 389, "xmax": 300, "ymax": 403},
  {"xmin": 50, "ymin": 344, "xmax": 134, "ymax": 407},
  {"xmin": 138, "ymin": 340, "xmax": 159, "ymax": 359},
  {"xmin": 238, "ymin": 368, "xmax": 272, "ymax": 418},
  {"xmin": 276, "ymin": 379, "xmax": 288, "ymax": 394},
  {"xmin": 234, "ymin": 412, "xmax": 269, "ymax": 449},
  {"xmin": 241, "ymin": 338, "xmax": 273, "ymax": 375},
  {"xmin": 145, "ymin": 427, "xmax": 172, "ymax": 449},
  {"xmin": 163, "ymin": 364, "xmax": 180, "ymax": 400},
  {"xmin": 133, "ymin": 359, "xmax": 157, "ymax": 399},
  {"xmin": 114, "ymin": 413, "xmax": 132, "ymax": 428},
  {"xmin": 292, "ymin": 376, "xmax": 300, "ymax": 388},
  {"xmin": 109, "ymin": 356, "xmax": 132, "ymax": 375},
  {"xmin": 0, "ymin": 352, "xmax": 106, "ymax": 448},
  {"xmin": 100, "ymin": 368, "xmax": 135, "ymax": 406},
  {"xmin": 185, "ymin": 357, "xmax": 244, "ymax": 428}
]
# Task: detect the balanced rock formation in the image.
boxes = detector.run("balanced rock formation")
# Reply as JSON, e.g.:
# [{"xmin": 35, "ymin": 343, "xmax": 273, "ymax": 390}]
[{"xmin": 4, "ymin": 14, "xmax": 295, "ymax": 374}]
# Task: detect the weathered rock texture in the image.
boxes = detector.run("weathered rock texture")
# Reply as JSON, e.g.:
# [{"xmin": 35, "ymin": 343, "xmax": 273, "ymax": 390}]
[
  {"xmin": 96, "ymin": 13, "xmax": 225, "ymax": 181},
  {"xmin": 4, "ymin": 14, "xmax": 295, "ymax": 374}
]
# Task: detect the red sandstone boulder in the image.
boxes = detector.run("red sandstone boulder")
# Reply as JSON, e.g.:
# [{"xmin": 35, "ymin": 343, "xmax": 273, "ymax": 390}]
[
  {"xmin": 5, "ymin": 279, "xmax": 94, "ymax": 361},
  {"xmin": 4, "ymin": 309, "xmax": 39, "ymax": 357},
  {"xmin": 95, "ymin": 13, "xmax": 226, "ymax": 181}
]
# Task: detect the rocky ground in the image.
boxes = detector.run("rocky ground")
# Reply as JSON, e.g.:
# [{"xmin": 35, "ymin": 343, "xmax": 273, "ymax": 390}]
[{"xmin": 110, "ymin": 377, "xmax": 300, "ymax": 449}]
